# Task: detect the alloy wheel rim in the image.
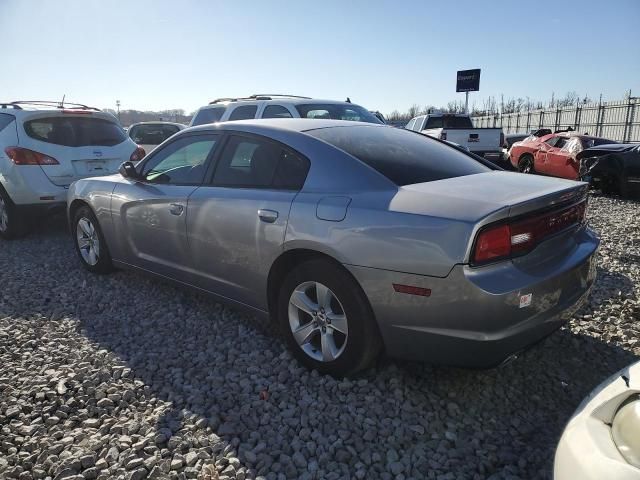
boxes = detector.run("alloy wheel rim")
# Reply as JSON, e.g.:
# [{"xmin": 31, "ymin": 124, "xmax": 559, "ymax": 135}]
[
  {"xmin": 0, "ymin": 197, "xmax": 8, "ymax": 232},
  {"xmin": 288, "ymin": 281, "xmax": 348, "ymax": 362},
  {"xmin": 76, "ymin": 217, "xmax": 100, "ymax": 266}
]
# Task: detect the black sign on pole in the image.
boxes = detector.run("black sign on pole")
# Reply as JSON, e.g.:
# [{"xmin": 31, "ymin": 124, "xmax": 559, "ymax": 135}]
[{"xmin": 456, "ymin": 69, "xmax": 481, "ymax": 92}]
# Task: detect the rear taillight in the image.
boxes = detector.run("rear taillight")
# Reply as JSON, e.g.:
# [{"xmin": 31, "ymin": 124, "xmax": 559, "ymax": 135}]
[
  {"xmin": 130, "ymin": 146, "xmax": 146, "ymax": 162},
  {"xmin": 472, "ymin": 200, "xmax": 587, "ymax": 265},
  {"xmin": 474, "ymin": 224, "xmax": 511, "ymax": 264},
  {"xmin": 4, "ymin": 147, "xmax": 59, "ymax": 165},
  {"xmin": 439, "ymin": 132, "xmax": 447, "ymax": 141}
]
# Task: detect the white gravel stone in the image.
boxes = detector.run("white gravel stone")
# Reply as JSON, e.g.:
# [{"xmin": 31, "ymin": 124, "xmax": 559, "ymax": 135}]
[{"xmin": 0, "ymin": 194, "xmax": 637, "ymax": 479}]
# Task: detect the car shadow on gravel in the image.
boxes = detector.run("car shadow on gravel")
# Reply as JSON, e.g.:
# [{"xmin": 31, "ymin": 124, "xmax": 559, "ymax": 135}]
[{"xmin": 2, "ymin": 211, "xmax": 638, "ymax": 480}]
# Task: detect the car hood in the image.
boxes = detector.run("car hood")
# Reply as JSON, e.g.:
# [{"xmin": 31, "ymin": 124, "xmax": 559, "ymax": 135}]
[
  {"xmin": 391, "ymin": 171, "xmax": 588, "ymax": 225},
  {"xmin": 577, "ymin": 143, "xmax": 638, "ymax": 160}
]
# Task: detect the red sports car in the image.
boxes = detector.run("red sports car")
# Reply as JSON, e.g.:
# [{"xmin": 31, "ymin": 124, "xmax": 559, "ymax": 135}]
[{"xmin": 509, "ymin": 133, "xmax": 617, "ymax": 180}]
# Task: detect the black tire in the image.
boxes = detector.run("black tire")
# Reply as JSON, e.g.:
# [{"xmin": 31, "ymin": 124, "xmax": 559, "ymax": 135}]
[
  {"xmin": 518, "ymin": 154, "xmax": 535, "ymax": 174},
  {"xmin": 0, "ymin": 187, "xmax": 27, "ymax": 240},
  {"xmin": 619, "ymin": 176, "xmax": 630, "ymax": 198},
  {"xmin": 277, "ymin": 259, "xmax": 382, "ymax": 377},
  {"xmin": 72, "ymin": 205, "xmax": 114, "ymax": 273},
  {"xmin": 600, "ymin": 175, "xmax": 616, "ymax": 195}
]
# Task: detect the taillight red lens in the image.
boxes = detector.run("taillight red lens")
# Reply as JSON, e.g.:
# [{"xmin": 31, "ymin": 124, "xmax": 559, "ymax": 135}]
[
  {"xmin": 4, "ymin": 147, "xmax": 59, "ymax": 165},
  {"xmin": 473, "ymin": 200, "xmax": 587, "ymax": 265},
  {"xmin": 130, "ymin": 146, "xmax": 146, "ymax": 162},
  {"xmin": 474, "ymin": 224, "xmax": 511, "ymax": 263}
]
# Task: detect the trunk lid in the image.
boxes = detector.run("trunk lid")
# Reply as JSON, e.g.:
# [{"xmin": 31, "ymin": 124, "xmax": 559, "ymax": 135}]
[
  {"xmin": 37, "ymin": 143, "xmax": 134, "ymax": 186},
  {"xmin": 392, "ymin": 171, "xmax": 588, "ymax": 225}
]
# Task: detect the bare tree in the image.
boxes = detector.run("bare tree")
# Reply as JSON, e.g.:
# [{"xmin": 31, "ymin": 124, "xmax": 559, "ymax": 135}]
[{"xmin": 407, "ymin": 104, "xmax": 421, "ymax": 119}]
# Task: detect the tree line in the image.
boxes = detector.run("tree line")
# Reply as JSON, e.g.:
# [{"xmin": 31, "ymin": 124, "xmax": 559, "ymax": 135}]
[
  {"xmin": 102, "ymin": 109, "xmax": 193, "ymax": 127},
  {"xmin": 386, "ymin": 91, "xmax": 593, "ymax": 123}
]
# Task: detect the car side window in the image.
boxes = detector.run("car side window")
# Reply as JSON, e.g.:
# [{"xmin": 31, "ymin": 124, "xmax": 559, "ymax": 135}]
[
  {"xmin": 406, "ymin": 118, "xmax": 416, "ymax": 130},
  {"xmin": 272, "ymin": 150, "xmax": 310, "ymax": 190},
  {"xmin": 424, "ymin": 116, "xmax": 444, "ymax": 129},
  {"xmin": 262, "ymin": 105, "xmax": 293, "ymax": 119},
  {"xmin": 554, "ymin": 137, "xmax": 568, "ymax": 149},
  {"xmin": 140, "ymin": 135, "xmax": 218, "ymax": 184},
  {"xmin": 212, "ymin": 136, "xmax": 309, "ymax": 190},
  {"xmin": 228, "ymin": 105, "xmax": 258, "ymax": 121},
  {"xmin": 545, "ymin": 137, "xmax": 559, "ymax": 147}
]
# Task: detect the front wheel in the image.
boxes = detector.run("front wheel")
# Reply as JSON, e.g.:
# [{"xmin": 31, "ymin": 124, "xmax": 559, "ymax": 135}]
[
  {"xmin": 278, "ymin": 259, "xmax": 382, "ymax": 377},
  {"xmin": 73, "ymin": 206, "xmax": 113, "ymax": 273},
  {"xmin": 518, "ymin": 154, "xmax": 535, "ymax": 174}
]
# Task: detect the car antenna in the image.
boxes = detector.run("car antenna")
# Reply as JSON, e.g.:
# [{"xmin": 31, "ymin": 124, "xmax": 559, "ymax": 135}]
[
  {"xmin": 346, "ymin": 97, "xmax": 351, "ymax": 103},
  {"xmin": 59, "ymin": 94, "xmax": 66, "ymax": 109}
]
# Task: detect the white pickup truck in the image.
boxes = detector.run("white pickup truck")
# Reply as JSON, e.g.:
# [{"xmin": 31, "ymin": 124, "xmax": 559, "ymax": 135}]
[{"xmin": 406, "ymin": 112, "xmax": 504, "ymax": 161}]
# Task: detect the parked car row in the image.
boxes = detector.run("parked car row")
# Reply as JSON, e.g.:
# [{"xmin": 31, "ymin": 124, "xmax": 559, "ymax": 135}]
[
  {"xmin": 504, "ymin": 129, "xmax": 639, "ymax": 197},
  {"xmin": 2, "ymin": 95, "xmax": 638, "ymax": 476}
]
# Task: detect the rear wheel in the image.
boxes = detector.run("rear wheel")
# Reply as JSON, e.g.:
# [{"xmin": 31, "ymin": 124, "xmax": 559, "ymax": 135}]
[
  {"xmin": 0, "ymin": 188, "xmax": 27, "ymax": 240},
  {"xmin": 73, "ymin": 205, "xmax": 113, "ymax": 273},
  {"xmin": 619, "ymin": 176, "xmax": 631, "ymax": 198},
  {"xmin": 518, "ymin": 154, "xmax": 535, "ymax": 174},
  {"xmin": 278, "ymin": 259, "xmax": 382, "ymax": 377}
]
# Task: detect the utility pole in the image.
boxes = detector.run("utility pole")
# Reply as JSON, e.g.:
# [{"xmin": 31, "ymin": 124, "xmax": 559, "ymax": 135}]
[{"xmin": 116, "ymin": 100, "xmax": 121, "ymax": 122}]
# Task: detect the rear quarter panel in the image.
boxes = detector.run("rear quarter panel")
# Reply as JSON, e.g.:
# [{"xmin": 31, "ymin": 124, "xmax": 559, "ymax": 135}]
[{"xmin": 285, "ymin": 190, "xmax": 475, "ymax": 278}]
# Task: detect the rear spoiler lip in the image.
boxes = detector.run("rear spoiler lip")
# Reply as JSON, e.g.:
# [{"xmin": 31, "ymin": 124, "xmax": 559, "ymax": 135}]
[{"xmin": 507, "ymin": 182, "xmax": 589, "ymax": 220}]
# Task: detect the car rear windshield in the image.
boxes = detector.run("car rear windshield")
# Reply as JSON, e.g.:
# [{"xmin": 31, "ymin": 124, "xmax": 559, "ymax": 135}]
[
  {"xmin": 192, "ymin": 107, "xmax": 226, "ymax": 126},
  {"xmin": 295, "ymin": 104, "xmax": 382, "ymax": 124},
  {"xmin": 307, "ymin": 126, "xmax": 490, "ymax": 186},
  {"xmin": 424, "ymin": 116, "xmax": 473, "ymax": 129},
  {"xmin": 129, "ymin": 124, "xmax": 181, "ymax": 145},
  {"xmin": 24, "ymin": 116, "xmax": 126, "ymax": 147}
]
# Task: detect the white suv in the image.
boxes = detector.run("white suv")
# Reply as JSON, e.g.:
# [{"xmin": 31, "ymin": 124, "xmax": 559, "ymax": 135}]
[
  {"xmin": 0, "ymin": 101, "xmax": 144, "ymax": 238},
  {"xmin": 190, "ymin": 94, "xmax": 382, "ymax": 126}
]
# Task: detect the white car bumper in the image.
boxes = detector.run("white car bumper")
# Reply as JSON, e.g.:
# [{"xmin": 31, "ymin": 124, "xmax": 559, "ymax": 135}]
[{"xmin": 554, "ymin": 361, "xmax": 640, "ymax": 479}]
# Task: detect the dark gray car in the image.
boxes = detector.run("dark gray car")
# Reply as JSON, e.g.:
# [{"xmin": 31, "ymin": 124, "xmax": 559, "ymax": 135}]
[{"xmin": 67, "ymin": 119, "xmax": 599, "ymax": 376}]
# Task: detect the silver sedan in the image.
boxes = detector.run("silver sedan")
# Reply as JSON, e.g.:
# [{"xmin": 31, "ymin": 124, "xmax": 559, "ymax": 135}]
[{"xmin": 68, "ymin": 119, "xmax": 599, "ymax": 376}]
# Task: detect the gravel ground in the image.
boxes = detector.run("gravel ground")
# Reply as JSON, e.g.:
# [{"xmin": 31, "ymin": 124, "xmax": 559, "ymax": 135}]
[{"xmin": 1, "ymin": 193, "xmax": 638, "ymax": 480}]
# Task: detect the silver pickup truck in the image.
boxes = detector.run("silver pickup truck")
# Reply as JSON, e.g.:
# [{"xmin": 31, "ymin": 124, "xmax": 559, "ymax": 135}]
[{"xmin": 406, "ymin": 113, "xmax": 503, "ymax": 161}]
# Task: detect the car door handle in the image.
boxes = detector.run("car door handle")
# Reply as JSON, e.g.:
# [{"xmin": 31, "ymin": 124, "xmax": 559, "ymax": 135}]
[
  {"xmin": 169, "ymin": 203, "xmax": 184, "ymax": 216},
  {"xmin": 258, "ymin": 209, "xmax": 278, "ymax": 223}
]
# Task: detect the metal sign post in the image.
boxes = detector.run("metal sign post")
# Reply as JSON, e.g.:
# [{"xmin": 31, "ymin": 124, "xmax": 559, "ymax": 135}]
[{"xmin": 456, "ymin": 69, "xmax": 481, "ymax": 114}]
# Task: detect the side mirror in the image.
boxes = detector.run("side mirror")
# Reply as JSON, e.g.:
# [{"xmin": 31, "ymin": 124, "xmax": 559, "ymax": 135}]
[{"xmin": 119, "ymin": 161, "xmax": 139, "ymax": 180}]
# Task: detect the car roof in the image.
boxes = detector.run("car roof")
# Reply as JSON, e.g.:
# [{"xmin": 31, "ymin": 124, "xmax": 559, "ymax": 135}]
[
  {"xmin": 187, "ymin": 118, "xmax": 387, "ymax": 134},
  {"xmin": 197, "ymin": 98, "xmax": 362, "ymax": 110}
]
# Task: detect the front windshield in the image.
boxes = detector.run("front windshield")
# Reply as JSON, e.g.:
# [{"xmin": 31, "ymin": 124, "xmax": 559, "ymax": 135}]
[{"xmin": 295, "ymin": 104, "xmax": 382, "ymax": 124}]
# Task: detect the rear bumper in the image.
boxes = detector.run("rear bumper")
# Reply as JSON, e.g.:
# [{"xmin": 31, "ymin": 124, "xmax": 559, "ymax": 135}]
[
  {"xmin": 347, "ymin": 226, "xmax": 599, "ymax": 367},
  {"xmin": 1, "ymin": 164, "xmax": 68, "ymax": 205}
]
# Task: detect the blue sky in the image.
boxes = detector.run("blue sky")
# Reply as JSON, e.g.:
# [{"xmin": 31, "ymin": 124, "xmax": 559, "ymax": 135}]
[{"xmin": 1, "ymin": 0, "xmax": 639, "ymax": 115}]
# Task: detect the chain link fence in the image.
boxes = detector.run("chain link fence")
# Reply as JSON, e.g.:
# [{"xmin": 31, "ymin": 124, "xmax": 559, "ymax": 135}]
[{"xmin": 471, "ymin": 97, "xmax": 640, "ymax": 142}]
